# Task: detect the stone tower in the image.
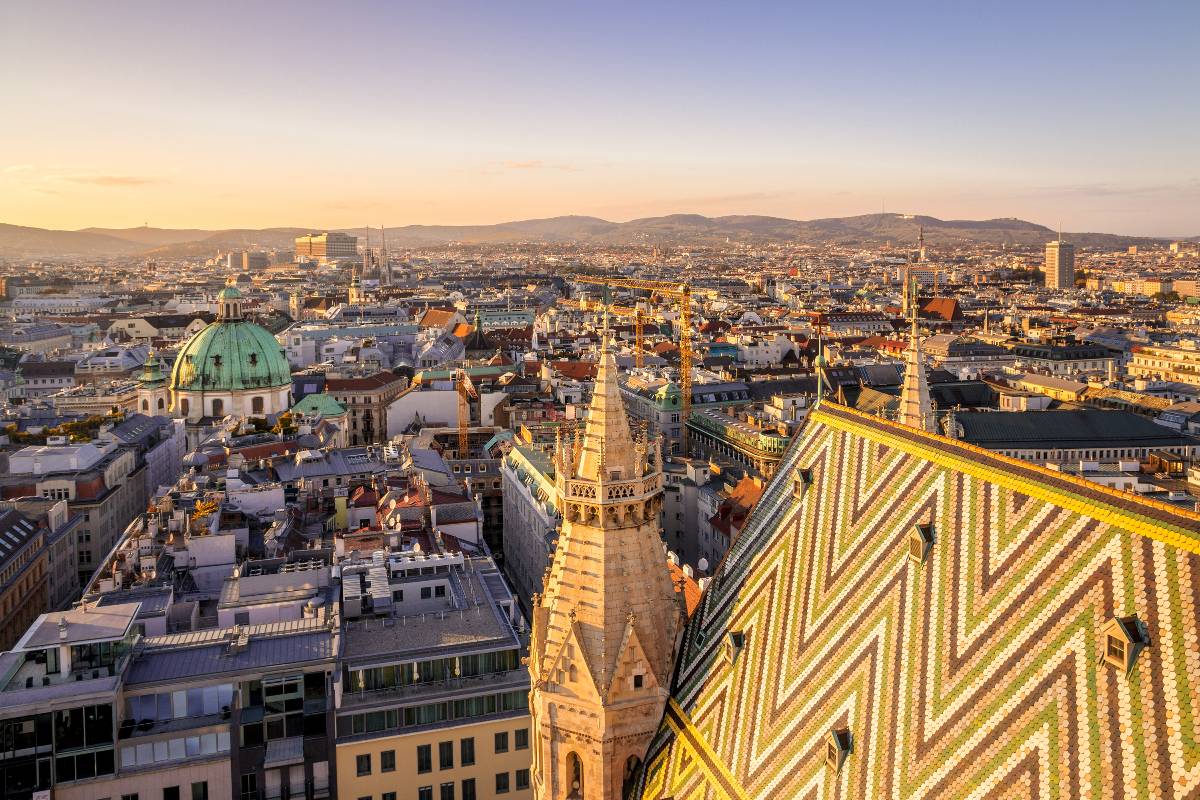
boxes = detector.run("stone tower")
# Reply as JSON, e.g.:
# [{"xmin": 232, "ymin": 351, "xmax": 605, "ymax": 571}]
[
  {"xmin": 529, "ymin": 336, "xmax": 684, "ymax": 800},
  {"xmin": 348, "ymin": 270, "xmax": 365, "ymax": 306},
  {"xmin": 898, "ymin": 315, "xmax": 936, "ymax": 432},
  {"xmin": 136, "ymin": 350, "xmax": 169, "ymax": 415}
]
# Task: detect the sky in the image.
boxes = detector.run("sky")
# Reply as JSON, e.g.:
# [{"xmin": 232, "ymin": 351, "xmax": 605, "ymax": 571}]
[{"xmin": 2, "ymin": 0, "xmax": 1198, "ymax": 236}]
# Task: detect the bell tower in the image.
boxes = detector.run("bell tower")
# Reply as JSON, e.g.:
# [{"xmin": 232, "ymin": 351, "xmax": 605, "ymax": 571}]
[{"xmin": 529, "ymin": 333, "xmax": 684, "ymax": 799}]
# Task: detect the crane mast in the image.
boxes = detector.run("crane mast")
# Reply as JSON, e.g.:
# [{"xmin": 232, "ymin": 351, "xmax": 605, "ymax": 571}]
[{"xmin": 570, "ymin": 275, "xmax": 694, "ymax": 452}]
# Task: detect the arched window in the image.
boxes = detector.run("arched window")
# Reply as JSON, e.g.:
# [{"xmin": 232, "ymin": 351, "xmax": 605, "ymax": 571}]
[
  {"xmin": 252, "ymin": 396, "xmax": 264, "ymax": 414},
  {"xmin": 157, "ymin": 398, "xmax": 164, "ymax": 410},
  {"xmin": 141, "ymin": 399, "xmax": 148, "ymax": 411},
  {"xmin": 568, "ymin": 664, "xmax": 578, "ymax": 683},
  {"xmin": 180, "ymin": 398, "xmax": 190, "ymax": 416},
  {"xmin": 211, "ymin": 399, "xmax": 224, "ymax": 417},
  {"xmin": 565, "ymin": 752, "xmax": 583, "ymax": 799},
  {"xmin": 623, "ymin": 755, "xmax": 642, "ymax": 797}
]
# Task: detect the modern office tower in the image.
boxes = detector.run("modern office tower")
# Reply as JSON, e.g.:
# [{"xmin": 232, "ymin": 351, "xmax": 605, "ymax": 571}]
[
  {"xmin": 1045, "ymin": 238, "xmax": 1075, "ymax": 289},
  {"xmin": 294, "ymin": 232, "xmax": 359, "ymax": 261}
]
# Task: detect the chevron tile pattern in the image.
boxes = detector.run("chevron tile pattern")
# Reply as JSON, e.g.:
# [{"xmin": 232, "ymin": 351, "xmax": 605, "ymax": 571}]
[{"xmin": 638, "ymin": 403, "xmax": 1200, "ymax": 799}]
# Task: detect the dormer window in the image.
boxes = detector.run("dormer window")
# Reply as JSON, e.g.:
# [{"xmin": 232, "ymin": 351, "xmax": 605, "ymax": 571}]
[
  {"xmin": 793, "ymin": 467, "xmax": 813, "ymax": 499},
  {"xmin": 632, "ymin": 673, "xmax": 644, "ymax": 689},
  {"xmin": 724, "ymin": 630, "xmax": 745, "ymax": 666},
  {"xmin": 909, "ymin": 524, "xmax": 935, "ymax": 565},
  {"xmin": 212, "ymin": 355, "xmax": 222, "ymax": 368},
  {"xmin": 1100, "ymin": 615, "xmax": 1148, "ymax": 676},
  {"xmin": 825, "ymin": 728, "xmax": 852, "ymax": 774},
  {"xmin": 249, "ymin": 353, "xmax": 258, "ymax": 366}
]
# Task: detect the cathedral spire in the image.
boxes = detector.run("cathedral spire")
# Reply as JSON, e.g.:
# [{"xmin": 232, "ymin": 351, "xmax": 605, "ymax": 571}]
[
  {"xmin": 898, "ymin": 313, "xmax": 936, "ymax": 432},
  {"xmin": 530, "ymin": 345, "xmax": 683, "ymax": 799}
]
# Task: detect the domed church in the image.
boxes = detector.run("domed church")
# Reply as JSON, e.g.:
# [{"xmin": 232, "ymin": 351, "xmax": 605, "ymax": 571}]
[{"xmin": 167, "ymin": 281, "xmax": 292, "ymax": 427}]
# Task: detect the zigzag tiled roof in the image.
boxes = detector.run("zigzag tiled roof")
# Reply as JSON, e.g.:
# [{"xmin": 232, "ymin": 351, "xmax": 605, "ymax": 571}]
[{"xmin": 639, "ymin": 401, "xmax": 1200, "ymax": 799}]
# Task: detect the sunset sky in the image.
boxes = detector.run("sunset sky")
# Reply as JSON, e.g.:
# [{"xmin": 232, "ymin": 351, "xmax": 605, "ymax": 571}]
[{"xmin": 3, "ymin": 1, "xmax": 1198, "ymax": 235}]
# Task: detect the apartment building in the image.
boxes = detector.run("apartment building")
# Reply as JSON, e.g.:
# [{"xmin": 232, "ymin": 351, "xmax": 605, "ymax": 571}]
[
  {"xmin": 1129, "ymin": 342, "xmax": 1200, "ymax": 387},
  {"xmin": 500, "ymin": 443, "xmax": 559, "ymax": 611},
  {"xmin": 0, "ymin": 414, "xmax": 183, "ymax": 588},
  {"xmin": 0, "ymin": 499, "xmax": 79, "ymax": 648},
  {"xmin": 334, "ymin": 549, "xmax": 531, "ymax": 800},
  {"xmin": 325, "ymin": 371, "xmax": 408, "ymax": 446}
]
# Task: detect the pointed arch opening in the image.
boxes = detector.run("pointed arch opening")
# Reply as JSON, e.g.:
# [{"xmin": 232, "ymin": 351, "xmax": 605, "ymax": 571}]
[
  {"xmin": 623, "ymin": 754, "xmax": 642, "ymax": 797},
  {"xmin": 565, "ymin": 751, "xmax": 583, "ymax": 799}
]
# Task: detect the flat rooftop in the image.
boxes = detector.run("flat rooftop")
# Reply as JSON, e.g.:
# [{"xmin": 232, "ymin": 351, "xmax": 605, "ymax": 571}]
[
  {"xmin": 18, "ymin": 601, "xmax": 140, "ymax": 649},
  {"xmin": 341, "ymin": 565, "xmax": 518, "ymax": 665}
]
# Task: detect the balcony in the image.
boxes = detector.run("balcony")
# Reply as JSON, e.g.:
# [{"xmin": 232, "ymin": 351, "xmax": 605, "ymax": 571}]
[{"xmin": 340, "ymin": 669, "xmax": 529, "ymax": 709}]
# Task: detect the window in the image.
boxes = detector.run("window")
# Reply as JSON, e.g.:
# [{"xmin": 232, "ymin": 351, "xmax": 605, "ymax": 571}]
[
  {"xmin": 381, "ymin": 749, "xmax": 395, "ymax": 772},
  {"xmin": 356, "ymin": 753, "xmax": 372, "ymax": 776},
  {"xmin": 724, "ymin": 631, "xmax": 746, "ymax": 666},
  {"xmin": 825, "ymin": 728, "xmax": 852, "ymax": 774},
  {"xmin": 633, "ymin": 674, "xmax": 644, "ymax": 689},
  {"xmin": 191, "ymin": 784, "xmax": 208, "ymax": 800},
  {"xmin": 439, "ymin": 740, "xmax": 454, "ymax": 770},
  {"xmin": 460, "ymin": 737, "xmax": 475, "ymax": 766},
  {"xmin": 494, "ymin": 731, "xmax": 509, "ymax": 753},
  {"xmin": 516, "ymin": 769, "xmax": 530, "ymax": 790},
  {"xmin": 1107, "ymin": 635, "xmax": 1126, "ymax": 662},
  {"xmin": 1101, "ymin": 615, "xmax": 1148, "ymax": 675},
  {"xmin": 909, "ymin": 524, "xmax": 935, "ymax": 565},
  {"xmin": 122, "ymin": 795, "xmax": 140, "ymax": 800},
  {"xmin": 434, "ymin": 585, "xmax": 446, "ymax": 598},
  {"xmin": 461, "ymin": 778, "xmax": 476, "ymax": 800},
  {"xmin": 419, "ymin": 789, "xmax": 433, "ymax": 800},
  {"xmin": 440, "ymin": 784, "xmax": 455, "ymax": 800},
  {"xmin": 514, "ymin": 728, "xmax": 528, "ymax": 750},
  {"xmin": 421, "ymin": 587, "xmax": 432, "ymax": 600},
  {"xmin": 418, "ymin": 743, "xmax": 432, "ymax": 773},
  {"xmin": 495, "ymin": 772, "xmax": 510, "ymax": 794},
  {"xmin": 383, "ymin": 794, "xmax": 396, "ymax": 800},
  {"xmin": 163, "ymin": 789, "xmax": 180, "ymax": 800}
]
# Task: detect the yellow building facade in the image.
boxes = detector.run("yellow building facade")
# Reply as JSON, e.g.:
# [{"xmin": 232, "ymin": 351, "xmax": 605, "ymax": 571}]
[{"xmin": 337, "ymin": 715, "xmax": 533, "ymax": 800}]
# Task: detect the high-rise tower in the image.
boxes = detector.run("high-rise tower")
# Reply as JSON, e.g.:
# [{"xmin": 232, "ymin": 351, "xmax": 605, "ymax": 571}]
[
  {"xmin": 529, "ymin": 334, "xmax": 684, "ymax": 800},
  {"xmin": 1045, "ymin": 237, "xmax": 1075, "ymax": 289}
]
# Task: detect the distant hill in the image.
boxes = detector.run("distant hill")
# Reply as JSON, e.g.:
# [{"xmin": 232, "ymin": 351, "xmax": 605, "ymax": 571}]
[
  {"xmin": 0, "ymin": 214, "xmax": 1183, "ymax": 258},
  {"xmin": 0, "ymin": 223, "xmax": 142, "ymax": 258},
  {"xmin": 79, "ymin": 226, "xmax": 214, "ymax": 247}
]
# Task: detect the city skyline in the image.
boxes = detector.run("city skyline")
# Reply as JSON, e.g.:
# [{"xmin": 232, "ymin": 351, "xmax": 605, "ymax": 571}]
[{"xmin": 3, "ymin": 1, "xmax": 1199, "ymax": 236}]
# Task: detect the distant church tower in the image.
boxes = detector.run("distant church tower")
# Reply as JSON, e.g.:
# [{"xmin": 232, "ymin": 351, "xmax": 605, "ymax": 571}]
[
  {"xmin": 137, "ymin": 350, "xmax": 169, "ymax": 415},
  {"xmin": 529, "ymin": 334, "xmax": 684, "ymax": 799},
  {"xmin": 348, "ymin": 270, "xmax": 365, "ymax": 306}
]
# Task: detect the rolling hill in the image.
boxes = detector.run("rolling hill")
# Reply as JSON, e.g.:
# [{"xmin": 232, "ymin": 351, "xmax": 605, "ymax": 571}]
[{"xmin": 0, "ymin": 214, "xmax": 1182, "ymax": 258}]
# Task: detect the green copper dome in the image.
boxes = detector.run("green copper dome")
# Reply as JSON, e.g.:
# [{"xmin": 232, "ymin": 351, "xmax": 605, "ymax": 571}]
[{"xmin": 170, "ymin": 319, "xmax": 291, "ymax": 393}]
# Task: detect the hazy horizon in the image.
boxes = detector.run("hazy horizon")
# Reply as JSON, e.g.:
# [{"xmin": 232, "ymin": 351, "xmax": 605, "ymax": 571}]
[{"xmin": 3, "ymin": 1, "xmax": 1198, "ymax": 236}]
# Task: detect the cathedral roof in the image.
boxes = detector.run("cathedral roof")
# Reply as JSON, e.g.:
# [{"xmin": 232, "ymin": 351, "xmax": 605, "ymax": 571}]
[{"xmin": 637, "ymin": 402, "xmax": 1200, "ymax": 798}]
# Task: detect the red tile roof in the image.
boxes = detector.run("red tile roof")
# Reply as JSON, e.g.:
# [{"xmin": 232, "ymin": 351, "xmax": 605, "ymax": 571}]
[{"xmin": 668, "ymin": 562, "xmax": 702, "ymax": 616}]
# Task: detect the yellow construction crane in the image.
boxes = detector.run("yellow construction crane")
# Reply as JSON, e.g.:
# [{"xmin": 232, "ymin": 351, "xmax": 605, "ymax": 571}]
[
  {"xmin": 455, "ymin": 369, "xmax": 477, "ymax": 458},
  {"xmin": 571, "ymin": 275, "xmax": 693, "ymax": 449}
]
